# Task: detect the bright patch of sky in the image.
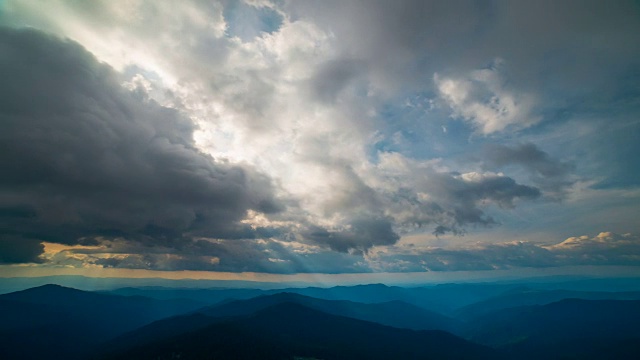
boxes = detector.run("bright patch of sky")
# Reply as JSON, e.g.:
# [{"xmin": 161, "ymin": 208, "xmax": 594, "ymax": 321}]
[{"xmin": 224, "ymin": 0, "xmax": 284, "ymax": 41}]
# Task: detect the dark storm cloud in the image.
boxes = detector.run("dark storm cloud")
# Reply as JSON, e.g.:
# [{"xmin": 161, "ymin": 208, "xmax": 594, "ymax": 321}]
[
  {"xmin": 406, "ymin": 170, "xmax": 541, "ymax": 235},
  {"xmin": 443, "ymin": 172, "xmax": 541, "ymax": 209},
  {"xmin": 303, "ymin": 216, "xmax": 400, "ymax": 253},
  {"xmin": 484, "ymin": 143, "xmax": 571, "ymax": 178},
  {"xmin": 59, "ymin": 237, "xmax": 370, "ymax": 274},
  {"xmin": 308, "ymin": 59, "xmax": 365, "ymax": 103},
  {"xmin": 290, "ymin": 0, "xmax": 640, "ymax": 95},
  {"xmin": 0, "ymin": 27, "xmax": 283, "ymax": 259},
  {"xmin": 288, "ymin": 0, "xmax": 486, "ymax": 92},
  {"xmin": 0, "ymin": 235, "xmax": 44, "ymax": 264},
  {"xmin": 483, "ymin": 143, "xmax": 575, "ymax": 199}
]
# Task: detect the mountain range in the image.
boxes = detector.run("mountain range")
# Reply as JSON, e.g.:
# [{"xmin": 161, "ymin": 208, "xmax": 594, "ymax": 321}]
[{"xmin": 2, "ymin": 281, "xmax": 640, "ymax": 359}]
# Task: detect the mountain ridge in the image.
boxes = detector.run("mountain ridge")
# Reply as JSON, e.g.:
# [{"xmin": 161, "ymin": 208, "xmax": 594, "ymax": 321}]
[{"xmin": 107, "ymin": 301, "xmax": 500, "ymax": 360}]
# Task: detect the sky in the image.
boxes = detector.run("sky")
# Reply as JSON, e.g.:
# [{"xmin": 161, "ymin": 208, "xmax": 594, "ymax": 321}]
[{"xmin": 1, "ymin": 0, "xmax": 639, "ymax": 282}]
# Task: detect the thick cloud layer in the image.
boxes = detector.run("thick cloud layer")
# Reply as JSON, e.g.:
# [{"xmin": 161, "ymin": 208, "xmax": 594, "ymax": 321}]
[
  {"xmin": 483, "ymin": 143, "xmax": 575, "ymax": 199},
  {"xmin": 0, "ymin": 235, "xmax": 44, "ymax": 264},
  {"xmin": 362, "ymin": 154, "xmax": 541, "ymax": 236},
  {"xmin": 367, "ymin": 232, "xmax": 640, "ymax": 272},
  {"xmin": 45, "ymin": 237, "xmax": 372, "ymax": 274},
  {"xmin": 1, "ymin": 1, "xmax": 639, "ymax": 273},
  {"xmin": 42, "ymin": 230, "xmax": 640, "ymax": 273},
  {"xmin": 290, "ymin": 0, "xmax": 640, "ymax": 96},
  {"xmin": 0, "ymin": 27, "xmax": 282, "ymax": 256}
]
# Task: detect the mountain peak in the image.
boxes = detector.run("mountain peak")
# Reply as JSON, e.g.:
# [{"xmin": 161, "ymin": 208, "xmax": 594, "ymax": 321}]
[
  {"xmin": 32, "ymin": 283, "xmax": 72, "ymax": 290},
  {"xmin": 5, "ymin": 283, "xmax": 80, "ymax": 296}
]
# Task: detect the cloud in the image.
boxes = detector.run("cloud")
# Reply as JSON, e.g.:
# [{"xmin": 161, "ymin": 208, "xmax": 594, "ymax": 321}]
[
  {"xmin": 1, "ymin": 1, "xmax": 639, "ymax": 272},
  {"xmin": 302, "ymin": 216, "xmax": 399, "ymax": 253},
  {"xmin": 289, "ymin": 152, "xmax": 542, "ymax": 248},
  {"xmin": 545, "ymin": 232, "xmax": 640, "ymax": 266},
  {"xmin": 370, "ymin": 242, "xmax": 557, "ymax": 272},
  {"xmin": 444, "ymin": 171, "xmax": 541, "ymax": 209},
  {"xmin": 0, "ymin": 27, "xmax": 283, "ymax": 257},
  {"xmin": 287, "ymin": 0, "xmax": 485, "ymax": 94},
  {"xmin": 541, "ymin": 231, "xmax": 640, "ymax": 267},
  {"xmin": 223, "ymin": 0, "xmax": 284, "ymax": 41},
  {"xmin": 39, "ymin": 230, "xmax": 640, "ymax": 273},
  {"xmin": 288, "ymin": 1, "xmax": 640, "ymax": 96},
  {"xmin": 0, "ymin": 235, "xmax": 44, "ymax": 264},
  {"xmin": 435, "ymin": 62, "xmax": 539, "ymax": 134},
  {"xmin": 43, "ymin": 237, "xmax": 371, "ymax": 274},
  {"xmin": 483, "ymin": 143, "xmax": 576, "ymax": 199},
  {"xmin": 369, "ymin": 231, "xmax": 640, "ymax": 272},
  {"xmin": 307, "ymin": 58, "xmax": 365, "ymax": 104},
  {"xmin": 365, "ymin": 153, "xmax": 541, "ymax": 235}
]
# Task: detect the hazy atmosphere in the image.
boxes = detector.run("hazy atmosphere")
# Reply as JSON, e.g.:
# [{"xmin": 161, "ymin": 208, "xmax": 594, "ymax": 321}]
[
  {"xmin": 1, "ymin": 0, "xmax": 640, "ymax": 282},
  {"xmin": 3, "ymin": 2, "xmax": 640, "ymax": 360}
]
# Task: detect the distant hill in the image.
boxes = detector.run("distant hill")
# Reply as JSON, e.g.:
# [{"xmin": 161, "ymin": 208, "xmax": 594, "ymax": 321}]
[
  {"xmin": 456, "ymin": 288, "xmax": 640, "ymax": 319},
  {"xmin": 104, "ymin": 282, "xmax": 515, "ymax": 314},
  {"xmin": 464, "ymin": 299, "xmax": 640, "ymax": 359},
  {"xmin": 260, "ymin": 283, "xmax": 516, "ymax": 313},
  {"xmin": 0, "ymin": 275, "xmax": 298, "ymax": 294},
  {"xmin": 197, "ymin": 292, "xmax": 461, "ymax": 332},
  {"xmin": 0, "ymin": 284, "xmax": 205, "ymax": 360},
  {"xmin": 101, "ymin": 291, "xmax": 462, "ymax": 355},
  {"xmin": 105, "ymin": 286, "xmax": 267, "ymax": 303},
  {"xmin": 106, "ymin": 302, "xmax": 500, "ymax": 360}
]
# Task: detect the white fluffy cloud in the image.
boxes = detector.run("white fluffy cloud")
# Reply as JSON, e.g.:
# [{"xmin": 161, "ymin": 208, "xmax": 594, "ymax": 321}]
[
  {"xmin": 547, "ymin": 232, "xmax": 639, "ymax": 251},
  {"xmin": 435, "ymin": 61, "xmax": 539, "ymax": 134}
]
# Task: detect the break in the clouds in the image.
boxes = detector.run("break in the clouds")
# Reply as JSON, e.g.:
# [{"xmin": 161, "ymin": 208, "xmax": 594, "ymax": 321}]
[{"xmin": 1, "ymin": 0, "xmax": 640, "ymax": 274}]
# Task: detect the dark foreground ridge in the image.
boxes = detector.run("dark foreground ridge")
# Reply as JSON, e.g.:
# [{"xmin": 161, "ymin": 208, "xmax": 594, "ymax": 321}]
[
  {"xmin": 106, "ymin": 302, "xmax": 499, "ymax": 360},
  {"xmin": 0, "ymin": 284, "xmax": 204, "ymax": 360}
]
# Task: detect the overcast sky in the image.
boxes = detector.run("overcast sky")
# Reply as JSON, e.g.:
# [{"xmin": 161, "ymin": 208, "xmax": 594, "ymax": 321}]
[{"xmin": 1, "ymin": 0, "xmax": 639, "ymax": 279}]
